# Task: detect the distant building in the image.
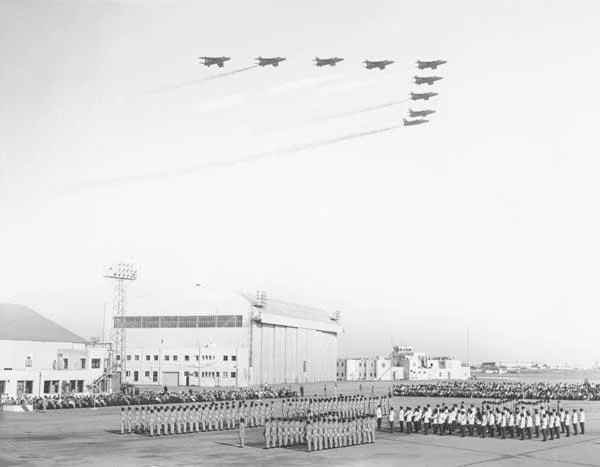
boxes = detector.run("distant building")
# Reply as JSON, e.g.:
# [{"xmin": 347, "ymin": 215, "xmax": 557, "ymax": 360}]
[
  {"xmin": 0, "ymin": 303, "xmax": 107, "ymax": 400},
  {"xmin": 393, "ymin": 345, "xmax": 470, "ymax": 380},
  {"xmin": 337, "ymin": 356, "xmax": 404, "ymax": 382},
  {"xmin": 111, "ymin": 289, "xmax": 341, "ymax": 387},
  {"xmin": 336, "ymin": 358, "xmax": 376, "ymax": 381}
]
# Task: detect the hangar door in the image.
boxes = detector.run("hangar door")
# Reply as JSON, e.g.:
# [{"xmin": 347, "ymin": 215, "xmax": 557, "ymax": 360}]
[{"xmin": 162, "ymin": 372, "xmax": 179, "ymax": 387}]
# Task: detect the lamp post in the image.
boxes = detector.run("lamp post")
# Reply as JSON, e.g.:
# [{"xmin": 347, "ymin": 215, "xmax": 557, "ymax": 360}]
[{"xmin": 104, "ymin": 262, "xmax": 138, "ymax": 392}]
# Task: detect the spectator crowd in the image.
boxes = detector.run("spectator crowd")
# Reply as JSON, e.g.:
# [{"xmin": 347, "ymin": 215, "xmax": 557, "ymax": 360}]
[
  {"xmin": 15, "ymin": 385, "xmax": 298, "ymax": 410},
  {"xmin": 392, "ymin": 381, "xmax": 600, "ymax": 401}
]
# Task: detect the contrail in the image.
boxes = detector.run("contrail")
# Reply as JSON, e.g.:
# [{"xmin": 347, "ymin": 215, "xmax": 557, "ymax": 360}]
[
  {"xmin": 66, "ymin": 124, "xmax": 402, "ymax": 191},
  {"xmin": 319, "ymin": 99, "xmax": 409, "ymax": 122},
  {"xmin": 149, "ymin": 65, "xmax": 259, "ymax": 94},
  {"xmin": 260, "ymin": 99, "xmax": 409, "ymax": 135}
]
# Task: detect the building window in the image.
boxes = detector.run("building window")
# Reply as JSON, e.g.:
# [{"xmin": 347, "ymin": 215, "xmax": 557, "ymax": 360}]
[
  {"xmin": 223, "ymin": 355, "xmax": 229, "ymax": 361},
  {"xmin": 145, "ymin": 371, "xmax": 150, "ymax": 377},
  {"xmin": 231, "ymin": 355, "xmax": 236, "ymax": 361},
  {"xmin": 230, "ymin": 372, "xmax": 236, "ymax": 378},
  {"xmin": 184, "ymin": 355, "xmax": 190, "ymax": 361},
  {"xmin": 165, "ymin": 355, "xmax": 170, "ymax": 361},
  {"xmin": 80, "ymin": 358, "xmax": 86, "ymax": 369},
  {"xmin": 116, "ymin": 355, "xmax": 121, "ymax": 361},
  {"xmin": 126, "ymin": 355, "xmax": 131, "ymax": 361},
  {"xmin": 173, "ymin": 355, "xmax": 178, "ymax": 361},
  {"xmin": 154, "ymin": 355, "xmax": 158, "ymax": 361},
  {"xmin": 134, "ymin": 355, "xmax": 140, "ymax": 361},
  {"xmin": 114, "ymin": 314, "xmax": 243, "ymax": 328},
  {"xmin": 44, "ymin": 380, "xmax": 59, "ymax": 394},
  {"xmin": 146, "ymin": 355, "xmax": 150, "ymax": 361},
  {"xmin": 152, "ymin": 371, "xmax": 158, "ymax": 382},
  {"xmin": 91, "ymin": 359, "xmax": 101, "ymax": 369},
  {"xmin": 126, "ymin": 371, "xmax": 131, "ymax": 377},
  {"xmin": 17, "ymin": 380, "xmax": 33, "ymax": 394},
  {"xmin": 194, "ymin": 372, "xmax": 198, "ymax": 377},
  {"xmin": 195, "ymin": 355, "xmax": 199, "ymax": 361},
  {"xmin": 222, "ymin": 372, "xmax": 228, "ymax": 378},
  {"xmin": 77, "ymin": 380, "xmax": 84, "ymax": 393},
  {"xmin": 133, "ymin": 371, "xmax": 139, "ymax": 382},
  {"xmin": 63, "ymin": 358, "xmax": 69, "ymax": 369}
]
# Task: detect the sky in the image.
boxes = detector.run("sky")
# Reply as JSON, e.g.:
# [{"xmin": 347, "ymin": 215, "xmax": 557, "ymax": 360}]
[{"xmin": 1, "ymin": 0, "xmax": 599, "ymax": 367}]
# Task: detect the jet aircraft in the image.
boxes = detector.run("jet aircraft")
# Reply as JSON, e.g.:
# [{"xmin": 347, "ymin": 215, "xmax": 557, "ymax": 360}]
[
  {"xmin": 410, "ymin": 92, "xmax": 438, "ymax": 101},
  {"xmin": 255, "ymin": 57, "xmax": 286, "ymax": 67},
  {"xmin": 198, "ymin": 56, "xmax": 231, "ymax": 68},
  {"xmin": 403, "ymin": 118, "xmax": 429, "ymax": 126},
  {"xmin": 416, "ymin": 60, "xmax": 447, "ymax": 70},
  {"xmin": 408, "ymin": 109, "xmax": 436, "ymax": 118},
  {"xmin": 363, "ymin": 59, "xmax": 394, "ymax": 70},
  {"xmin": 414, "ymin": 76, "xmax": 443, "ymax": 85},
  {"xmin": 313, "ymin": 57, "xmax": 344, "ymax": 67}
]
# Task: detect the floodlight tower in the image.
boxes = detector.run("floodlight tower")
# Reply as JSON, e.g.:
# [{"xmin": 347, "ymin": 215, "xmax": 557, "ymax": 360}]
[{"xmin": 104, "ymin": 262, "xmax": 137, "ymax": 391}]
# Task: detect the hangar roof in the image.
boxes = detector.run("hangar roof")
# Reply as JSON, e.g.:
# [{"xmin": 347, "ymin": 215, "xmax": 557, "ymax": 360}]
[
  {"xmin": 123, "ymin": 287, "xmax": 341, "ymax": 334},
  {"xmin": 246, "ymin": 296, "xmax": 341, "ymax": 334},
  {"xmin": 0, "ymin": 303, "xmax": 86, "ymax": 343}
]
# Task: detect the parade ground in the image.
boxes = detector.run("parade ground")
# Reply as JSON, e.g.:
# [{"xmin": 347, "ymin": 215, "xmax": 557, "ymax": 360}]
[{"xmin": 1, "ymin": 383, "xmax": 599, "ymax": 467}]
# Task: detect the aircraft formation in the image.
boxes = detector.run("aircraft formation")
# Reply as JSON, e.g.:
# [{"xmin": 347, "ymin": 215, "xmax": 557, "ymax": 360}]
[
  {"xmin": 196, "ymin": 56, "xmax": 447, "ymax": 129},
  {"xmin": 404, "ymin": 59, "xmax": 447, "ymax": 127},
  {"xmin": 198, "ymin": 56, "xmax": 400, "ymax": 69}
]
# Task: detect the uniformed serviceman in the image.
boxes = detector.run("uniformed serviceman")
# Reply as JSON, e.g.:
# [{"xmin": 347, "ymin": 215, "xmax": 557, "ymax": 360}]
[
  {"xmin": 541, "ymin": 411, "xmax": 549, "ymax": 441},
  {"xmin": 120, "ymin": 407, "xmax": 127, "ymax": 434},
  {"xmin": 238, "ymin": 416, "xmax": 246, "ymax": 448},
  {"xmin": 306, "ymin": 419, "xmax": 314, "ymax": 452},
  {"xmin": 264, "ymin": 417, "xmax": 272, "ymax": 448}
]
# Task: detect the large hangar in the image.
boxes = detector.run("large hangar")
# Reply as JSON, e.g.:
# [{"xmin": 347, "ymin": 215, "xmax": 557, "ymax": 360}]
[{"xmin": 115, "ymin": 288, "xmax": 340, "ymax": 387}]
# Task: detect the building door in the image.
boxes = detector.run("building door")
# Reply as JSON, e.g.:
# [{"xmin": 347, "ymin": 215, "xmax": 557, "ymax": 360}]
[
  {"xmin": 16, "ymin": 381, "xmax": 24, "ymax": 398},
  {"xmin": 185, "ymin": 375, "xmax": 190, "ymax": 386},
  {"xmin": 162, "ymin": 372, "xmax": 179, "ymax": 387}
]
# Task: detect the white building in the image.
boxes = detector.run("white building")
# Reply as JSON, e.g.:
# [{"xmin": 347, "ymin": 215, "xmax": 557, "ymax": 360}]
[
  {"xmin": 337, "ymin": 356, "xmax": 404, "ymax": 381},
  {"xmin": 0, "ymin": 303, "xmax": 107, "ymax": 400},
  {"xmin": 113, "ymin": 289, "xmax": 340, "ymax": 387},
  {"xmin": 396, "ymin": 352, "xmax": 470, "ymax": 380},
  {"xmin": 336, "ymin": 358, "xmax": 376, "ymax": 381}
]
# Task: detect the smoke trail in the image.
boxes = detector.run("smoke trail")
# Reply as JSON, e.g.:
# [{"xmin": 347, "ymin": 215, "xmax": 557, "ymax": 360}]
[
  {"xmin": 67, "ymin": 124, "xmax": 402, "ymax": 191},
  {"xmin": 260, "ymin": 99, "xmax": 409, "ymax": 135},
  {"xmin": 149, "ymin": 65, "xmax": 259, "ymax": 95},
  {"xmin": 319, "ymin": 99, "xmax": 409, "ymax": 122}
]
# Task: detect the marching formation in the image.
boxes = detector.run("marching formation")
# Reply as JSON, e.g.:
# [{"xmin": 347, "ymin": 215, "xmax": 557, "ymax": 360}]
[
  {"xmin": 119, "ymin": 400, "xmax": 276, "ymax": 435},
  {"xmin": 383, "ymin": 402, "xmax": 586, "ymax": 443},
  {"xmin": 264, "ymin": 414, "xmax": 377, "ymax": 451},
  {"xmin": 263, "ymin": 394, "xmax": 389, "ymax": 451},
  {"xmin": 117, "ymin": 391, "xmax": 588, "ymax": 453}
]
